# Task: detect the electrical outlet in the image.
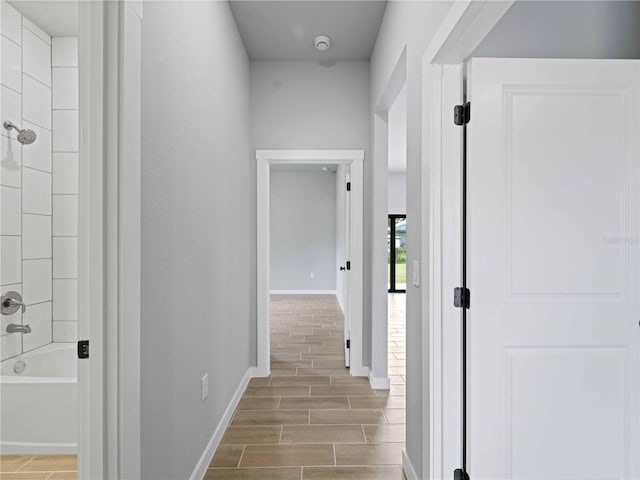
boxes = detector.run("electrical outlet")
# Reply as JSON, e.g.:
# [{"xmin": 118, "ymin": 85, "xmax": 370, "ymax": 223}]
[
  {"xmin": 201, "ymin": 373, "xmax": 209, "ymax": 401},
  {"xmin": 310, "ymin": 272, "xmax": 315, "ymax": 279}
]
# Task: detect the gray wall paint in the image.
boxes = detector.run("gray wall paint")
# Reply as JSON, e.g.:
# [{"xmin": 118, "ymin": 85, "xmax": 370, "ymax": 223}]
[
  {"xmin": 140, "ymin": 3, "xmax": 252, "ymax": 479},
  {"xmin": 251, "ymin": 60, "xmax": 369, "ymax": 360},
  {"xmin": 270, "ymin": 169, "xmax": 337, "ymax": 290},
  {"xmin": 473, "ymin": 1, "xmax": 640, "ymax": 59}
]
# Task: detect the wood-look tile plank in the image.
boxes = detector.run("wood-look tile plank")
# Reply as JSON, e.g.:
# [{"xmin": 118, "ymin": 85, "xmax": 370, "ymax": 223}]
[
  {"xmin": 309, "ymin": 409, "xmax": 386, "ymax": 425},
  {"xmin": 46, "ymin": 474, "xmax": 77, "ymax": 480},
  {"xmin": 244, "ymin": 386, "xmax": 310, "ymax": 397},
  {"xmin": 311, "ymin": 386, "xmax": 376, "ymax": 397},
  {"xmin": 237, "ymin": 397, "xmax": 281, "ymax": 410},
  {"xmin": 280, "ymin": 425, "xmax": 365, "ymax": 444},
  {"xmin": 348, "ymin": 395, "xmax": 405, "ymax": 409},
  {"xmin": 0, "ymin": 473, "xmax": 50, "ymax": 480},
  {"xmin": 302, "ymin": 466, "xmax": 407, "ymax": 480},
  {"xmin": 334, "ymin": 443, "xmax": 404, "ymax": 466},
  {"xmin": 209, "ymin": 446, "xmax": 244, "ymax": 468},
  {"xmin": 17, "ymin": 456, "xmax": 77, "ymax": 473},
  {"xmin": 279, "ymin": 397, "xmax": 348, "ymax": 410},
  {"xmin": 204, "ymin": 467, "xmax": 302, "ymax": 480},
  {"xmin": 232, "ymin": 410, "xmax": 309, "ymax": 426},
  {"xmin": 363, "ymin": 424, "xmax": 406, "ymax": 443},
  {"xmin": 384, "ymin": 409, "xmax": 406, "ymax": 424},
  {"xmin": 240, "ymin": 444, "xmax": 335, "ymax": 467},
  {"xmin": 220, "ymin": 426, "xmax": 283, "ymax": 445},
  {"xmin": 296, "ymin": 368, "xmax": 349, "ymax": 377},
  {"xmin": 248, "ymin": 377, "xmax": 271, "ymax": 386},
  {"xmin": 0, "ymin": 457, "xmax": 34, "ymax": 473},
  {"xmin": 329, "ymin": 376, "xmax": 370, "ymax": 386},
  {"xmin": 270, "ymin": 376, "xmax": 330, "ymax": 386}
]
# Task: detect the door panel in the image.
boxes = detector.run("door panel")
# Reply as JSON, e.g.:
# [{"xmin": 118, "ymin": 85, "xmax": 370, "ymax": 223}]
[
  {"xmin": 467, "ymin": 58, "xmax": 639, "ymax": 479},
  {"xmin": 344, "ymin": 169, "xmax": 351, "ymax": 367}
]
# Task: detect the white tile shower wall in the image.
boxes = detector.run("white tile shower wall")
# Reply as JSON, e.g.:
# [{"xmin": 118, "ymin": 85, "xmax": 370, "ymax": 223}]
[
  {"xmin": 51, "ymin": 37, "xmax": 79, "ymax": 343},
  {"xmin": 0, "ymin": 2, "xmax": 54, "ymax": 360}
]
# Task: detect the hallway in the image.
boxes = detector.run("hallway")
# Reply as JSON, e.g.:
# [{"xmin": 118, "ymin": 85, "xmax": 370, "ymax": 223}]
[{"xmin": 205, "ymin": 294, "xmax": 406, "ymax": 479}]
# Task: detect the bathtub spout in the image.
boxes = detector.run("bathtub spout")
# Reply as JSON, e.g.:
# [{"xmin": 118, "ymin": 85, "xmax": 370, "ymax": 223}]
[{"xmin": 6, "ymin": 324, "xmax": 31, "ymax": 334}]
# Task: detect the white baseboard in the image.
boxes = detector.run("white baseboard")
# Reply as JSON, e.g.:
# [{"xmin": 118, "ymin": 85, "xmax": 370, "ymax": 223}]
[
  {"xmin": 189, "ymin": 366, "xmax": 256, "ymax": 480},
  {"xmin": 270, "ymin": 290, "xmax": 337, "ymax": 295},
  {"xmin": 0, "ymin": 441, "xmax": 76, "ymax": 455},
  {"xmin": 368, "ymin": 370, "xmax": 391, "ymax": 390},
  {"xmin": 402, "ymin": 448, "xmax": 420, "ymax": 480}
]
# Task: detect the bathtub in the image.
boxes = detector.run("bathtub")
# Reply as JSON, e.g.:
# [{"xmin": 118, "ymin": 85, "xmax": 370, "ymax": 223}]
[{"xmin": 1, "ymin": 343, "xmax": 78, "ymax": 454}]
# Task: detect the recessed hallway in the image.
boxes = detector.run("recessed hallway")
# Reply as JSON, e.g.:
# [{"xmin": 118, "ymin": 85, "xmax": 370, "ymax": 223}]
[{"xmin": 205, "ymin": 294, "xmax": 406, "ymax": 479}]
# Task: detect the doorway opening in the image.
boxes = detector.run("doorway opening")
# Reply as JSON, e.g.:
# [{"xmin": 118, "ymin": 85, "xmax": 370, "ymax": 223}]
[
  {"xmin": 256, "ymin": 150, "xmax": 365, "ymax": 377},
  {"xmin": 0, "ymin": 1, "xmax": 82, "ymax": 477},
  {"xmin": 387, "ymin": 214, "xmax": 406, "ymax": 293}
]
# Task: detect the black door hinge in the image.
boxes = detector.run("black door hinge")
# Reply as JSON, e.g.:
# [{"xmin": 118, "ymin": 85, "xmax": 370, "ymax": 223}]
[
  {"xmin": 454, "ymin": 287, "xmax": 470, "ymax": 309},
  {"xmin": 77, "ymin": 340, "xmax": 90, "ymax": 359},
  {"xmin": 346, "ymin": 339, "xmax": 351, "ymax": 349},
  {"xmin": 454, "ymin": 468, "xmax": 470, "ymax": 480},
  {"xmin": 346, "ymin": 182, "xmax": 351, "ymax": 191},
  {"xmin": 454, "ymin": 102, "xmax": 471, "ymax": 126},
  {"xmin": 346, "ymin": 261, "xmax": 351, "ymax": 270}
]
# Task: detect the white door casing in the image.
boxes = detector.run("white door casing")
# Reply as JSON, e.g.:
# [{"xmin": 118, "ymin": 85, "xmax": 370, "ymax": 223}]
[
  {"xmin": 256, "ymin": 150, "xmax": 365, "ymax": 377},
  {"xmin": 467, "ymin": 58, "xmax": 640, "ymax": 479}
]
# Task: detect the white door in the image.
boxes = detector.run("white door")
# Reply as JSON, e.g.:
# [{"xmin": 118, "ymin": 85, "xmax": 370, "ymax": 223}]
[
  {"xmin": 467, "ymin": 58, "xmax": 640, "ymax": 479},
  {"xmin": 344, "ymin": 170, "xmax": 352, "ymax": 367}
]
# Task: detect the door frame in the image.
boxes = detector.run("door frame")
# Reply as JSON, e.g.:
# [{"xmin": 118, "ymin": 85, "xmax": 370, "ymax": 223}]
[
  {"xmin": 78, "ymin": 2, "xmax": 142, "ymax": 478},
  {"xmin": 256, "ymin": 149, "xmax": 366, "ymax": 377},
  {"xmin": 419, "ymin": 1, "xmax": 514, "ymax": 478}
]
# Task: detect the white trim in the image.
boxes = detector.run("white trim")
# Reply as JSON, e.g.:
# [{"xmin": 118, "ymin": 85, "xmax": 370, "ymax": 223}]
[
  {"xmin": 403, "ymin": 448, "xmax": 420, "ymax": 480},
  {"xmin": 368, "ymin": 370, "xmax": 391, "ymax": 390},
  {"xmin": 118, "ymin": 2, "xmax": 142, "ymax": 478},
  {"xmin": 421, "ymin": 2, "xmax": 514, "ymax": 479},
  {"xmin": 1, "ymin": 442, "xmax": 76, "ymax": 455},
  {"xmin": 189, "ymin": 367, "xmax": 257, "ymax": 480},
  {"xmin": 270, "ymin": 290, "xmax": 337, "ymax": 295},
  {"xmin": 256, "ymin": 149, "xmax": 365, "ymax": 378},
  {"xmin": 370, "ymin": 50, "xmax": 407, "ymax": 392},
  {"xmin": 78, "ymin": 2, "xmax": 106, "ymax": 478}
]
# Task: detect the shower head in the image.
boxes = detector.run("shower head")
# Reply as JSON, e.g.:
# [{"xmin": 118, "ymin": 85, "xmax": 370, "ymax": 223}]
[{"xmin": 3, "ymin": 121, "xmax": 37, "ymax": 145}]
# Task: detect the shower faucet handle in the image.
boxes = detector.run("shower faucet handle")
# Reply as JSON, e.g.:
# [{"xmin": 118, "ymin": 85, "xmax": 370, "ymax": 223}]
[{"xmin": 1, "ymin": 291, "xmax": 26, "ymax": 315}]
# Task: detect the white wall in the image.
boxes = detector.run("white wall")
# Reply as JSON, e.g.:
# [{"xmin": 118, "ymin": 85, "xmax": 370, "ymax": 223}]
[
  {"xmin": 140, "ymin": 2, "xmax": 252, "ymax": 478},
  {"xmin": 370, "ymin": 1, "xmax": 453, "ymax": 477},
  {"xmin": 472, "ymin": 1, "xmax": 640, "ymax": 59},
  {"xmin": 388, "ymin": 173, "xmax": 406, "ymax": 215},
  {"xmin": 270, "ymin": 168, "xmax": 337, "ymax": 291}
]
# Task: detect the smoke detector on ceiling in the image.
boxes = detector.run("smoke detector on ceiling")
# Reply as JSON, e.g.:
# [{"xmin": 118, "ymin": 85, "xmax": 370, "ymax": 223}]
[{"xmin": 314, "ymin": 35, "xmax": 331, "ymax": 52}]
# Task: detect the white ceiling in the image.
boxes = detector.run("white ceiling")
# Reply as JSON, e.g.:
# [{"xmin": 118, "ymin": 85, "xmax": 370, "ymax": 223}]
[
  {"xmin": 229, "ymin": 0, "xmax": 387, "ymax": 61},
  {"xmin": 8, "ymin": 1, "xmax": 78, "ymax": 36}
]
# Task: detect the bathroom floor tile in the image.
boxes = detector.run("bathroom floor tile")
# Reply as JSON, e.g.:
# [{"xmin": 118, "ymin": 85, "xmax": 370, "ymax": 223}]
[{"xmin": 17, "ymin": 456, "xmax": 76, "ymax": 473}]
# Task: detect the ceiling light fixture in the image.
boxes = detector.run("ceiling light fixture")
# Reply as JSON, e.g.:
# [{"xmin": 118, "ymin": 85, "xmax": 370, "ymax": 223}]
[{"xmin": 314, "ymin": 35, "xmax": 331, "ymax": 52}]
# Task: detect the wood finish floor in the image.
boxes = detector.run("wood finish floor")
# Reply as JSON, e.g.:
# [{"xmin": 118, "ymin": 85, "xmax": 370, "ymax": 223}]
[
  {"xmin": 0, "ymin": 455, "xmax": 76, "ymax": 479},
  {"xmin": 0, "ymin": 294, "xmax": 406, "ymax": 480},
  {"xmin": 206, "ymin": 294, "xmax": 407, "ymax": 480}
]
